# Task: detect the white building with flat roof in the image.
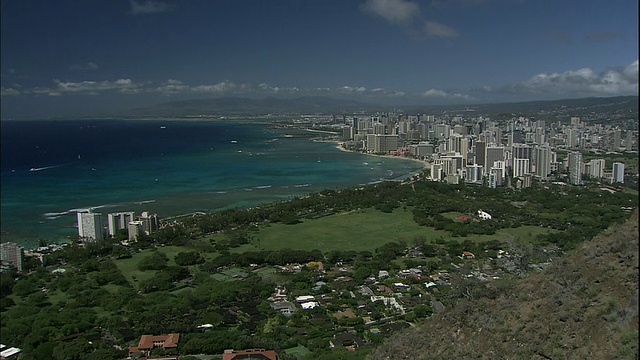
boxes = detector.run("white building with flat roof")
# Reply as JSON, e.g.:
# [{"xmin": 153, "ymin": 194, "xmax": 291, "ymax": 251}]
[
  {"xmin": 107, "ymin": 211, "xmax": 135, "ymax": 237},
  {"xmin": 0, "ymin": 242, "xmax": 24, "ymax": 272},
  {"xmin": 612, "ymin": 162, "xmax": 625, "ymax": 184},
  {"xmin": 77, "ymin": 211, "xmax": 103, "ymax": 241}
]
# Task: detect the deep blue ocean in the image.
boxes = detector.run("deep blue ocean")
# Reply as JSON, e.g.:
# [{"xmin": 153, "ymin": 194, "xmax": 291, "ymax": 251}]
[{"xmin": 1, "ymin": 119, "xmax": 423, "ymax": 248}]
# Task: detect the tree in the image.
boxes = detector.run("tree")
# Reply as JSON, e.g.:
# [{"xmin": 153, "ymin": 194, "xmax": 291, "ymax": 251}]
[
  {"xmin": 138, "ymin": 251, "xmax": 169, "ymax": 271},
  {"xmin": 174, "ymin": 252, "xmax": 205, "ymax": 266}
]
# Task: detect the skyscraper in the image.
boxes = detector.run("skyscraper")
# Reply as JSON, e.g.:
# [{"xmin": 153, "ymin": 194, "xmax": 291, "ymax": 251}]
[
  {"xmin": 512, "ymin": 144, "xmax": 533, "ymax": 173},
  {"xmin": 534, "ymin": 145, "xmax": 551, "ymax": 179},
  {"xmin": 566, "ymin": 128, "xmax": 579, "ymax": 148},
  {"xmin": 613, "ymin": 129, "xmax": 622, "ymax": 149},
  {"xmin": 512, "ymin": 158, "xmax": 530, "ymax": 178},
  {"xmin": 0, "ymin": 242, "xmax": 24, "ymax": 272},
  {"xmin": 484, "ymin": 146, "xmax": 504, "ymax": 175},
  {"xmin": 588, "ymin": 159, "xmax": 606, "ymax": 179},
  {"xmin": 568, "ymin": 152, "xmax": 583, "ymax": 185},
  {"xmin": 107, "ymin": 212, "xmax": 135, "ymax": 237},
  {"xmin": 612, "ymin": 162, "xmax": 625, "ymax": 184},
  {"xmin": 474, "ymin": 140, "xmax": 486, "ymax": 167},
  {"xmin": 77, "ymin": 211, "xmax": 104, "ymax": 241},
  {"xmin": 140, "ymin": 212, "xmax": 159, "ymax": 235}
]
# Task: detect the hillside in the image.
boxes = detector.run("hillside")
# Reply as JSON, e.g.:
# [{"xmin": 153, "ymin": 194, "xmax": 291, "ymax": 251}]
[{"xmin": 369, "ymin": 210, "xmax": 639, "ymax": 360}]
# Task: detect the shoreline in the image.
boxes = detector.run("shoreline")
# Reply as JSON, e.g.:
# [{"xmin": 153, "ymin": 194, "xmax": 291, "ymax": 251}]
[{"xmin": 331, "ymin": 141, "xmax": 430, "ymax": 179}]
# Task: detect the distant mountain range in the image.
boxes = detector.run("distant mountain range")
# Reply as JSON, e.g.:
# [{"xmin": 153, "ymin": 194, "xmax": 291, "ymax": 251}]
[
  {"xmin": 124, "ymin": 95, "xmax": 638, "ymax": 117},
  {"xmin": 125, "ymin": 96, "xmax": 372, "ymax": 116}
]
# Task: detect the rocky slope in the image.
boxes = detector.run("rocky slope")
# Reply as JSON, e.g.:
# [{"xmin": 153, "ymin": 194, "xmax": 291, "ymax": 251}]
[{"xmin": 369, "ymin": 211, "xmax": 639, "ymax": 359}]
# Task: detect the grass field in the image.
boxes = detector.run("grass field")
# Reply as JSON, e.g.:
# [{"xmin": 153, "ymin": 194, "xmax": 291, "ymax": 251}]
[
  {"xmin": 114, "ymin": 245, "xmax": 200, "ymax": 284},
  {"xmin": 228, "ymin": 208, "xmax": 557, "ymax": 253},
  {"xmin": 284, "ymin": 345, "xmax": 313, "ymax": 359}
]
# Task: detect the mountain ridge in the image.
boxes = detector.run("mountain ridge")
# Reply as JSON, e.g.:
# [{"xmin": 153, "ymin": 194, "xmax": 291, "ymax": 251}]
[
  {"xmin": 122, "ymin": 95, "xmax": 638, "ymax": 117},
  {"xmin": 369, "ymin": 210, "xmax": 639, "ymax": 359}
]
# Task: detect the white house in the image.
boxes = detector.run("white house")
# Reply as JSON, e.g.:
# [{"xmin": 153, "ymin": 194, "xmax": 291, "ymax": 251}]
[{"xmin": 477, "ymin": 210, "xmax": 492, "ymax": 220}]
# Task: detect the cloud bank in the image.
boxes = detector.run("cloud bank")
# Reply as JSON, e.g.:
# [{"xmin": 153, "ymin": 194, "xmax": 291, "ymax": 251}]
[
  {"xmin": 505, "ymin": 60, "xmax": 638, "ymax": 97},
  {"xmin": 3, "ymin": 60, "xmax": 637, "ymax": 104}
]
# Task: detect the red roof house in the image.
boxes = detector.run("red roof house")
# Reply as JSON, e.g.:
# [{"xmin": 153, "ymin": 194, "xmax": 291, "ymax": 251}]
[{"xmin": 129, "ymin": 333, "xmax": 179, "ymax": 355}]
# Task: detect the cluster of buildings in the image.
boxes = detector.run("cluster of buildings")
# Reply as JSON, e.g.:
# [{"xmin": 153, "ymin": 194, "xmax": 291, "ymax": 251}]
[
  {"xmin": 76, "ymin": 209, "xmax": 159, "ymax": 242},
  {"xmin": 333, "ymin": 113, "xmax": 635, "ymax": 187}
]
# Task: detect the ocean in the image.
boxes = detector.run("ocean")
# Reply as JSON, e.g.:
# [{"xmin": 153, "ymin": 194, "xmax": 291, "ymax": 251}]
[{"xmin": 0, "ymin": 119, "xmax": 424, "ymax": 248}]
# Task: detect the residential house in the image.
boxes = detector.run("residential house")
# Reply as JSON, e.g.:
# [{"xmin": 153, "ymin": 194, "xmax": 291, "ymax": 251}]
[
  {"xmin": 128, "ymin": 333, "xmax": 179, "ymax": 357},
  {"xmin": 222, "ymin": 348, "xmax": 278, "ymax": 360},
  {"xmin": 329, "ymin": 333, "xmax": 364, "ymax": 351}
]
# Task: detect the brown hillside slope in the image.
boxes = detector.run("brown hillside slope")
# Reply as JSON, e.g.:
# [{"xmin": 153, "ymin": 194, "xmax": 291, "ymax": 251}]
[{"xmin": 369, "ymin": 211, "xmax": 639, "ymax": 360}]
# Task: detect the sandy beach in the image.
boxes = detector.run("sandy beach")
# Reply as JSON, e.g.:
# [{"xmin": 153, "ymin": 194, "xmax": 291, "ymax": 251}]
[{"xmin": 331, "ymin": 141, "xmax": 430, "ymax": 179}]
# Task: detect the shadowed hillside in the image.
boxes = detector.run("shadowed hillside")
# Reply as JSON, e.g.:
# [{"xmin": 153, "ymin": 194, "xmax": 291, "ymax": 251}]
[{"xmin": 369, "ymin": 210, "xmax": 639, "ymax": 360}]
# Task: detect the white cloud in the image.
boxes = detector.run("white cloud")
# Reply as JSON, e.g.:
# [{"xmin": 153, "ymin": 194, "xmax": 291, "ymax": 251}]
[
  {"xmin": 69, "ymin": 62, "xmax": 99, "ymax": 71},
  {"xmin": 424, "ymin": 21, "xmax": 458, "ymax": 38},
  {"xmin": 361, "ymin": 0, "xmax": 420, "ymax": 25},
  {"xmin": 130, "ymin": 0, "xmax": 173, "ymax": 15},
  {"xmin": 422, "ymin": 88, "xmax": 472, "ymax": 100},
  {"xmin": 339, "ymin": 85, "xmax": 367, "ymax": 93},
  {"xmin": 423, "ymin": 88, "xmax": 448, "ymax": 97},
  {"xmin": 507, "ymin": 60, "xmax": 639, "ymax": 96},
  {"xmin": 191, "ymin": 80, "xmax": 240, "ymax": 93},
  {"xmin": 1, "ymin": 87, "xmax": 20, "ymax": 96},
  {"xmin": 154, "ymin": 79, "xmax": 189, "ymax": 94},
  {"xmin": 27, "ymin": 78, "xmax": 142, "ymax": 96}
]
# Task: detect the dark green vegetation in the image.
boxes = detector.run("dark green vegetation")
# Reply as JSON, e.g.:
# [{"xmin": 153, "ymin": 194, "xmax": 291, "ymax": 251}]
[
  {"xmin": 0, "ymin": 179, "xmax": 637, "ymax": 359},
  {"xmin": 369, "ymin": 209, "xmax": 639, "ymax": 360}
]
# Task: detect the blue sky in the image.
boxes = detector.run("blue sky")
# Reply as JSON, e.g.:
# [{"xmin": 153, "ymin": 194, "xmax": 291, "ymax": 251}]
[{"xmin": 1, "ymin": 0, "xmax": 638, "ymax": 118}]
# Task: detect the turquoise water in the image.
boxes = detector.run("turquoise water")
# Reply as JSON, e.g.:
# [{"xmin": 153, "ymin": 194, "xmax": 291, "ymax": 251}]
[{"xmin": 1, "ymin": 119, "xmax": 424, "ymax": 248}]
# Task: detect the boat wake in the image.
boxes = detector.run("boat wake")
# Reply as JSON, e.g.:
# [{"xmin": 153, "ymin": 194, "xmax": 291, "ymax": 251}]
[{"xmin": 29, "ymin": 164, "xmax": 67, "ymax": 172}]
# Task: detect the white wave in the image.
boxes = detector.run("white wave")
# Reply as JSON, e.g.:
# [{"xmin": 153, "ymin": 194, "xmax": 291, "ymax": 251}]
[
  {"xmin": 294, "ymin": 183, "xmax": 311, "ymax": 188},
  {"xmin": 44, "ymin": 211, "xmax": 69, "ymax": 217},
  {"xmin": 255, "ymin": 185, "xmax": 272, "ymax": 189},
  {"xmin": 215, "ymin": 191, "xmax": 228, "ymax": 194},
  {"xmin": 244, "ymin": 188, "xmax": 253, "ymax": 191},
  {"xmin": 45, "ymin": 216, "xmax": 61, "ymax": 220},
  {"xmin": 135, "ymin": 200, "xmax": 156, "ymax": 205}
]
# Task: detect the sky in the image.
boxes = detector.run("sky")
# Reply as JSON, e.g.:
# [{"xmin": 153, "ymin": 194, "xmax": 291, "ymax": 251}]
[{"xmin": 1, "ymin": 0, "xmax": 638, "ymax": 118}]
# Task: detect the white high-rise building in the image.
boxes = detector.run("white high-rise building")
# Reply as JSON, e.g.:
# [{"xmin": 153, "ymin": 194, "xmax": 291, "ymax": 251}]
[
  {"xmin": 612, "ymin": 162, "xmax": 625, "ymax": 184},
  {"xmin": 588, "ymin": 159, "xmax": 606, "ymax": 179},
  {"xmin": 140, "ymin": 211, "xmax": 159, "ymax": 235},
  {"xmin": 566, "ymin": 128, "xmax": 579, "ymax": 148},
  {"xmin": 1, "ymin": 242, "xmax": 24, "ymax": 272},
  {"xmin": 107, "ymin": 212, "xmax": 135, "ymax": 237},
  {"xmin": 77, "ymin": 211, "xmax": 103, "ymax": 241},
  {"xmin": 128, "ymin": 221, "xmax": 145, "ymax": 241},
  {"xmin": 512, "ymin": 158, "xmax": 530, "ymax": 178},
  {"xmin": 465, "ymin": 164, "xmax": 483, "ymax": 184},
  {"xmin": 568, "ymin": 152, "xmax": 583, "ymax": 185},
  {"xmin": 534, "ymin": 145, "xmax": 551, "ymax": 179}
]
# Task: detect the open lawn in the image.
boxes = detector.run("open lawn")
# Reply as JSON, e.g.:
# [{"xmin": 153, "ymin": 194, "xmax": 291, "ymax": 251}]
[
  {"xmin": 114, "ymin": 245, "xmax": 209, "ymax": 285},
  {"xmin": 208, "ymin": 267, "xmax": 247, "ymax": 281},
  {"xmin": 229, "ymin": 208, "xmax": 558, "ymax": 253},
  {"xmin": 284, "ymin": 345, "xmax": 313, "ymax": 359}
]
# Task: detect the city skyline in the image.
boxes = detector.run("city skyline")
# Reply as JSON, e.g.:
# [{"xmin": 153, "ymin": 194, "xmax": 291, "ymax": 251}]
[{"xmin": 1, "ymin": 0, "xmax": 638, "ymax": 119}]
